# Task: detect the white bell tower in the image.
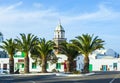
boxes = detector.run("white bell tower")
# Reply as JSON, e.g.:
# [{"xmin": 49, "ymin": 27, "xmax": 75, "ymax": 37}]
[{"xmin": 53, "ymin": 22, "xmax": 66, "ymax": 54}]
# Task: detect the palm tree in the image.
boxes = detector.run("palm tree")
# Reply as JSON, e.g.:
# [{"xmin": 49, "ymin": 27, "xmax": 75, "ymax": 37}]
[
  {"xmin": 71, "ymin": 34, "xmax": 104, "ymax": 73},
  {"xmin": 60, "ymin": 41, "xmax": 79, "ymax": 72},
  {"xmin": 15, "ymin": 33, "xmax": 38, "ymax": 73},
  {"xmin": 0, "ymin": 38, "xmax": 16, "ymax": 74},
  {"xmin": 31, "ymin": 38, "xmax": 55, "ymax": 73}
]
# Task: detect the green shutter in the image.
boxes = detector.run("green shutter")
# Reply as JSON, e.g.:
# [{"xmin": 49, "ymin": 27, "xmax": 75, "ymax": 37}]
[
  {"xmin": 56, "ymin": 63, "xmax": 61, "ymax": 69},
  {"xmin": 32, "ymin": 63, "xmax": 36, "ymax": 69},
  {"xmin": 14, "ymin": 52, "xmax": 25, "ymax": 58},
  {"xmin": 22, "ymin": 64, "xmax": 24, "ymax": 68},
  {"xmin": 89, "ymin": 64, "xmax": 93, "ymax": 71},
  {"xmin": 46, "ymin": 63, "xmax": 49, "ymax": 69},
  {"xmin": 59, "ymin": 63, "xmax": 61, "ymax": 69},
  {"xmin": 56, "ymin": 63, "xmax": 58, "ymax": 69},
  {"xmin": 22, "ymin": 52, "xmax": 25, "ymax": 57}
]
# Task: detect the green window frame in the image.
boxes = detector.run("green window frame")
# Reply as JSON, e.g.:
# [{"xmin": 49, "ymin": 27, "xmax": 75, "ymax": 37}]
[
  {"xmin": 46, "ymin": 63, "xmax": 49, "ymax": 69},
  {"xmin": 32, "ymin": 63, "xmax": 36, "ymax": 69},
  {"xmin": 56, "ymin": 63, "xmax": 61, "ymax": 69}
]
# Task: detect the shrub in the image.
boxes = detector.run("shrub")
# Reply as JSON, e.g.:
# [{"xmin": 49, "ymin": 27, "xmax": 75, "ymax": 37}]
[
  {"xmin": 52, "ymin": 69, "xmax": 59, "ymax": 73},
  {"xmin": 73, "ymin": 70, "xmax": 81, "ymax": 74}
]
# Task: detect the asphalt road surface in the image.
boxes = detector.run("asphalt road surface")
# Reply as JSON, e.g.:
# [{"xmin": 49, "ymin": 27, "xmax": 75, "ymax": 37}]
[{"xmin": 0, "ymin": 71, "xmax": 120, "ymax": 83}]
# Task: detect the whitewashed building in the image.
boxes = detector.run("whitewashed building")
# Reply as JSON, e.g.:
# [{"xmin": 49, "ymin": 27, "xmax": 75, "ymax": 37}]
[
  {"xmin": 0, "ymin": 24, "xmax": 120, "ymax": 74},
  {"xmin": 0, "ymin": 32, "xmax": 9, "ymax": 74},
  {"xmin": 76, "ymin": 49, "xmax": 120, "ymax": 72},
  {"xmin": 0, "ymin": 23, "xmax": 68, "ymax": 74}
]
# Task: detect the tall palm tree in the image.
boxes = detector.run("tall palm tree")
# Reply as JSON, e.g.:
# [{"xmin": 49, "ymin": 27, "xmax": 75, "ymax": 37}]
[
  {"xmin": 0, "ymin": 38, "xmax": 16, "ymax": 74},
  {"xmin": 60, "ymin": 41, "xmax": 79, "ymax": 72},
  {"xmin": 71, "ymin": 34, "xmax": 104, "ymax": 73},
  {"xmin": 31, "ymin": 38, "xmax": 55, "ymax": 73},
  {"xmin": 15, "ymin": 33, "xmax": 38, "ymax": 73}
]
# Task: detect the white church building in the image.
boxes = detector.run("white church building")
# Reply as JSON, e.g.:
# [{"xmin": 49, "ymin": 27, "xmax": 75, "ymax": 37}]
[{"xmin": 0, "ymin": 23, "xmax": 120, "ymax": 74}]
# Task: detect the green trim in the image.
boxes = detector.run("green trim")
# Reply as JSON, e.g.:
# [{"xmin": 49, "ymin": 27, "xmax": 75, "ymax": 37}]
[
  {"xmin": 22, "ymin": 64, "xmax": 24, "ymax": 68},
  {"xmin": 46, "ymin": 63, "xmax": 49, "ymax": 69},
  {"xmin": 56, "ymin": 63, "xmax": 61, "ymax": 69},
  {"xmin": 14, "ymin": 52, "xmax": 25, "ymax": 58},
  {"xmin": 89, "ymin": 64, "xmax": 93, "ymax": 71},
  {"xmin": 32, "ymin": 63, "xmax": 36, "ymax": 69}
]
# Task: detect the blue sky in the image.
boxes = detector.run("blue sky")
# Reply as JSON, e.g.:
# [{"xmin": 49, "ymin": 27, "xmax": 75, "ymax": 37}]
[{"xmin": 0, "ymin": 0, "xmax": 120, "ymax": 53}]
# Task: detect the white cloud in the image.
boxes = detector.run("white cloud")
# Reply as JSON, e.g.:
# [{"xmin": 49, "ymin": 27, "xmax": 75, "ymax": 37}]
[
  {"xmin": 33, "ymin": 2, "xmax": 43, "ymax": 8},
  {"xmin": 0, "ymin": 2, "xmax": 119, "ymax": 26},
  {"xmin": 0, "ymin": 2, "xmax": 60, "ymax": 39},
  {"xmin": 0, "ymin": 2, "xmax": 120, "ymax": 41},
  {"xmin": 0, "ymin": 1, "xmax": 23, "ymax": 14},
  {"xmin": 60, "ymin": 4, "xmax": 120, "ymax": 24}
]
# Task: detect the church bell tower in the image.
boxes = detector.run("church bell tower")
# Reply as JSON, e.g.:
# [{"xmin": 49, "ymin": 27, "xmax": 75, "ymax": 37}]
[{"xmin": 53, "ymin": 23, "xmax": 66, "ymax": 54}]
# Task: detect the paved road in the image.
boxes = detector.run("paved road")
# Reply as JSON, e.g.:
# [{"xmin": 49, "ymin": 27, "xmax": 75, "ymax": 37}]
[{"xmin": 0, "ymin": 71, "xmax": 120, "ymax": 83}]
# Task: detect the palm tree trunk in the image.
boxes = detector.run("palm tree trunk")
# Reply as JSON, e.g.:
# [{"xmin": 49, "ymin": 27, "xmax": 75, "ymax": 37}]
[
  {"xmin": 9, "ymin": 57, "xmax": 14, "ymax": 74},
  {"xmin": 83, "ymin": 55, "xmax": 89, "ymax": 73},
  {"xmin": 66, "ymin": 60, "xmax": 70, "ymax": 72},
  {"xmin": 24, "ymin": 54, "xmax": 29, "ymax": 73},
  {"xmin": 67, "ymin": 57, "xmax": 74, "ymax": 72},
  {"xmin": 70, "ymin": 60, "xmax": 75, "ymax": 72},
  {"xmin": 41, "ymin": 58, "xmax": 47, "ymax": 73}
]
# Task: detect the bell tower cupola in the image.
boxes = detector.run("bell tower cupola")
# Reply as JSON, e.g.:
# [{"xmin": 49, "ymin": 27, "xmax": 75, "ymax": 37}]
[{"xmin": 53, "ymin": 22, "xmax": 66, "ymax": 54}]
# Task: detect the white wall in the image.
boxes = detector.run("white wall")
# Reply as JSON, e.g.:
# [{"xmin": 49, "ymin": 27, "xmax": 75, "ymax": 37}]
[
  {"xmin": 0, "ymin": 58, "xmax": 9, "ymax": 74},
  {"xmin": 90, "ymin": 58, "xmax": 120, "ymax": 71}
]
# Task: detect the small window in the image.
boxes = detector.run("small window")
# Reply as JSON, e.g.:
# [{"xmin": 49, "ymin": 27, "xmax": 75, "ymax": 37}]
[
  {"xmin": 32, "ymin": 63, "xmax": 36, "ymax": 69},
  {"xmin": 3, "ymin": 64, "xmax": 7, "ymax": 70},
  {"xmin": 56, "ymin": 63, "xmax": 61, "ymax": 69}
]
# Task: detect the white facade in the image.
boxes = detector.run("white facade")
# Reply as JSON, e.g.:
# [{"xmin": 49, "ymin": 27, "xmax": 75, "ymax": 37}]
[
  {"xmin": 0, "ymin": 58, "xmax": 9, "ymax": 74},
  {"xmin": 76, "ymin": 49, "xmax": 120, "ymax": 72},
  {"xmin": 0, "ymin": 53, "xmax": 68, "ymax": 74},
  {"xmin": 1, "ymin": 24, "xmax": 120, "ymax": 73},
  {"xmin": 0, "ymin": 23, "xmax": 69, "ymax": 74},
  {"xmin": 90, "ymin": 58, "xmax": 120, "ymax": 71}
]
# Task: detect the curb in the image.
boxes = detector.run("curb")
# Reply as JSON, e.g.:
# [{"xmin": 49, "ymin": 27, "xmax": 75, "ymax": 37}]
[
  {"xmin": 0, "ymin": 72, "xmax": 95, "ymax": 77},
  {"xmin": 0, "ymin": 73, "xmax": 56, "ymax": 77},
  {"xmin": 56, "ymin": 72, "xmax": 95, "ymax": 77}
]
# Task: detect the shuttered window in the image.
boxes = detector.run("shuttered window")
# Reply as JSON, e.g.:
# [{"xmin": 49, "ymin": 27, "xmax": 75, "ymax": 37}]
[
  {"xmin": 32, "ymin": 63, "xmax": 36, "ymax": 69},
  {"xmin": 56, "ymin": 63, "xmax": 61, "ymax": 69}
]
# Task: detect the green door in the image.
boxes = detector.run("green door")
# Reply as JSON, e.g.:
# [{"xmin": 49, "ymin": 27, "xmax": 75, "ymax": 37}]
[
  {"xmin": 103, "ymin": 65, "xmax": 107, "ymax": 71},
  {"xmin": 113, "ymin": 63, "xmax": 117, "ymax": 70},
  {"xmin": 89, "ymin": 64, "xmax": 93, "ymax": 71}
]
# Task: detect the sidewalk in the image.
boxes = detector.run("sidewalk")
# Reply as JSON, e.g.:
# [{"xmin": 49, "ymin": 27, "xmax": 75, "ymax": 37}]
[
  {"xmin": 0, "ymin": 73, "xmax": 56, "ymax": 77},
  {"xmin": 0, "ymin": 72, "xmax": 95, "ymax": 77},
  {"xmin": 56, "ymin": 72, "xmax": 95, "ymax": 77}
]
